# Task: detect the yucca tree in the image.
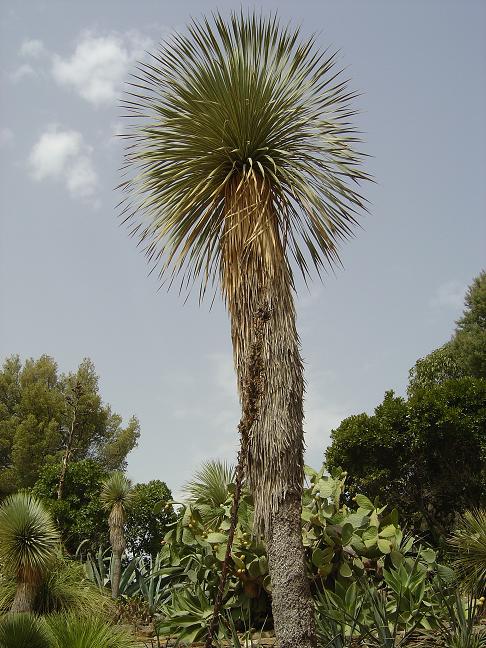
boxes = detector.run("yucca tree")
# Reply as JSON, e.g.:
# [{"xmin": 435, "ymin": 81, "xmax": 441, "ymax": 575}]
[
  {"xmin": 0, "ymin": 493, "xmax": 59, "ymax": 613},
  {"xmin": 100, "ymin": 472, "xmax": 133, "ymax": 598},
  {"xmin": 120, "ymin": 11, "xmax": 368, "ymax": 646}
]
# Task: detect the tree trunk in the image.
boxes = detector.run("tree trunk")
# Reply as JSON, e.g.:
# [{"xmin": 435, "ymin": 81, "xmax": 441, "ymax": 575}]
[
  {"xmin": 57, "ymin": 447, "xmax": 71, "ymax": 500},
  {"xmin": 57, "ymin": 403, "xmax": 76, "ymax": 500},
  {"xmin": 267, "ymin": 494, "xmax": 316, "ymax": 648},
  {"xmin": 221, "ymin": 178, "xmax": 316, "ymax": 648},
  {"xmin": 11, "ymin": 579, "xmax": 37, "ymax": 613},
  {"xmin": 111, "ymin": 549, "xmax": 122, "ymax": 599}
]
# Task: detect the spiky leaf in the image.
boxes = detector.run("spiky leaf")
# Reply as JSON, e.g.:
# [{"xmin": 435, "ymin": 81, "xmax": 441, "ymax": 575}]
[{"xmin": 0, "ymin": 493, "xmax": 59, "ymax": 576}]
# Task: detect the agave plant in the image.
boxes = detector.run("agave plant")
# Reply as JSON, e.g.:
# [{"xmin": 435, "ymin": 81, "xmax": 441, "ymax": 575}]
[
  {"xmin": 0, "ymin": 613, "xmax": 52, "ymax": 648},
  {"xmin": 0, "ymin": 493, "xmax": 59, "ymax": 612},
  {"xmin": 100, "ymin": 472, "xmax": 133, "ymax": 598},
  {"xmin": 120, "ymin": 11, "xmax": 369, "ymax": 646},
  {"xmin": 422, "ymin": 589, "xmax": 486, "ymax": 648},
  {"xmin": 449, "ymin": 509, "xmax": 486, "ymax": 593}
]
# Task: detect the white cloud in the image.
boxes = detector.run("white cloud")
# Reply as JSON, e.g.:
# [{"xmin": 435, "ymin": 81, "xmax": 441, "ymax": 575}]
[
  {"xmin": 431, "ymin": 280, "xmax": 466, "ymax": 310},
  {"xmin": 65, "ymin": 155, "xmax": 98, "ymax": 198},
  {"xmin": 29, "ymin": 129, "xmax": 82, "ymax": 180},
  {"xmin": 20, "ymin": 39, "xmax": 46, "ymax": 58},
  {"xmin": 10, "ymin": 63, "xmax": 35, "ymax": 82},
  {"xmin": 52, "ymin": 30, "xmax": 152, "ymax": 107},
  {"xmin": 0, "ymin": 128, "xmax": 14, "ymax": 148},
  {"xmin": 28, "ymin": 127, "xmax": 98, "ymax": 200}
]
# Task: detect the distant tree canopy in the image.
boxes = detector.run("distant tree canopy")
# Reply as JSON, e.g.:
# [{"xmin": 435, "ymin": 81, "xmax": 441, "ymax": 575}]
[
  {"xmin": 125, "ymin": 480, "xmax": 175, "ymax": 558},
  {"xmin": 0, "ymin": 355, "xmax": 140, "ymax": 497},
  {"xmin": 32, "ymin": 461, "xmax": 175, "ymax": 557},
  {"xmin": 408, "ymin": 270, "xmax": 486, "ymax": 392},
  {"xmin": 32, "ymin": 459, "xmax": 109, "ymax": 555},
  {"xmin": 326, "ymin": 271, "xmax": 486, "ymax": 543},
  {"xmin": 451, "ymin": 270, "xmax": 486, "ymax": 379}
]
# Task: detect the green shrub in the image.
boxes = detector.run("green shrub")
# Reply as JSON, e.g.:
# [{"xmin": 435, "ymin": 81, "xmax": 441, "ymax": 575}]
[
  {"xmin": 47, "ymin": 613, "xmax": 135, "ymax": 648},
  {"xmin": 0, "ymin": 555, "xmax": 111, "ymax": 616},
  {"xmin": 0, "ymin": 613, "xmax": 51, "ymax": 648}
]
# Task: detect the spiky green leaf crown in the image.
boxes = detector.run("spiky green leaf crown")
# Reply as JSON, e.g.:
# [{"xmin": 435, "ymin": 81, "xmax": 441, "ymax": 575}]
[
  {"xmin": 100, "ymin": 472, "xmax": 133, "ymax": 511},
  {"xmin": 120, "ymin": 11, "xmax": 370, "ymax": 294},
  {"xmin": 0, "ymin": 493, "xmax": 59, "ymax": 575}
]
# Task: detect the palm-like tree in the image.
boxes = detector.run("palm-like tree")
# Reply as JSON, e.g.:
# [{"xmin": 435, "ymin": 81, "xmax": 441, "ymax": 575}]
[
  {"xmin": 0, "ymin": 493, "xmax": 59, "ymax": 613},
  {"xmin": 120, "ymin": 12, "xmax": 368, "ymax": 646},
  {"xmin": 100, "ymin": 472, "xmax": 133, "ymax": 599}
]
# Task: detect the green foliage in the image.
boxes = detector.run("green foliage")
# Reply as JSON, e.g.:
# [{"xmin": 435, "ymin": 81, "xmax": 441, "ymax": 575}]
[
  {"xmin": 315, "ymin": 559, "xmax": 459, "ymax": 647},
  {"xmin": 83, "ymin": 547, "xmax": 171, "ymax": 614},
  {"xmin": 121, "ymin": 10, "xmax": 369, "ymax": 296},
  {"xmin": 0, "ymin": 611, "xmax": 135, "ymax": 648},
  {"xmin": 0, "ymin": 356, "xmax": 63, "ymax": 494},
  {"xmin": 302, "ymin": 466, "xmax": 412, "ymax": 581},
  {"xmin": 423, "ymin": 589, "xmax": 486, "ymax": 648},
  {"xmin": 408, "ymin": 272, "xmax": 486, "ymax": 392},
  {"xmin": 0, "ymin": 613, "xmax": 52, "ymax": 648},
  {"xmin": 449, "ymin": 509, "xmax": 486, "ymax": 593},
  {"xmin": 33, "ymin": 464, "xmax": 174, "ymax": 558},
  {"xmin": 452, "ymin": 271, "xmax": 486, "ymax": 379},
  {"xmin": 32, "ymin": 460, "xmax": 108, "ymax": 555},
  {"xmin": 100, "ymin": 472, "xmax": 133, "ymax": 513},
  {"xmin": 152, "ymin": 462, "xmax": 445, "ymax": 642},
  {"xmin": 156, "ymin": 586, "xmax": 216, "ymax": 645},
  {"xmin": 0, "ymin": 554, "xmax": 111, "ymax": 616},
  {"xmin": 83, "ymin": 548, "xmax": 138, "ymax": 597},
  {"xmin": 182, "ymin": 460, "xmax": 235, "ymax": 529},
  {"xmin": 35, "ymin": 556, "xmax": 112, "ymax": 616},
  {"xmin": 46, "ymin": 613, "xmax": 135, "ymax": 648},
  {"xmin": 327, "ymin": 271, "xmax": 486, "ymax": 543},
  {"xmin": 0, "ymin": 355, "xmax": 139, "ymax": 496},
  {"xmin": 125, "ymin": 480, "xmax": 174, "ymax": 558},
  {"xmin": 408, "ymin": 378, "xmax": 486, "ymax": 536},
  {"xmin": 0, "ymin": 493, "xmax": 59, "ymax": 576},
  {"xmin": 326, "ymin": 379, "xmax": 486, "ymax": 540},
  {"xmin": 408, "ymin": 344, "xmax": 465, "ymax": 394}
]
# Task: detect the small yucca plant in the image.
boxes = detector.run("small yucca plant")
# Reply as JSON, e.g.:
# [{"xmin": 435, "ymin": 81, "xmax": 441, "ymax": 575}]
[
  {"xmin": 0, "ymin": 493, "xmax": 59, "ymax": 612},
  {"xmin": 100, "ymin": 472, "xmax": 133, "ymax": 598},
  {"xmin": 47, "ymin": 613, "xmax": 135, "ymax": 648},
  {"xmin": 0, "ymin": 612, "xmax": 52, "ymax": 648},
  {"xmin": 449, "ymin": 509, "xmax": 486, "ymax": 593}
]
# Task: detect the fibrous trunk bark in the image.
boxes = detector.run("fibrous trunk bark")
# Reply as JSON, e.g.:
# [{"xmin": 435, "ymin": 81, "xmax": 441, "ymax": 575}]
[
  {"xmin": 221, "ymin": 178, "xmax": 316, "ymax": 648},
  {"xmin": 11, "ymin": 578, "xmax": 37, "ymax": 613},
  {"xmin": 111, "ymin": 549, "xmax": 122, "ymax": 599},
  {"xmin": 267, "ymin": 494, "xmax": 316, "ymax": 648}
]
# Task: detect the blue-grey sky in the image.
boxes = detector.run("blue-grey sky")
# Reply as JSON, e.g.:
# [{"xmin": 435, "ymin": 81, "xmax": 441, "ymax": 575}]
[{"xmin": 1, "ymin": 0, "xmax": 485, "ymax": 496}]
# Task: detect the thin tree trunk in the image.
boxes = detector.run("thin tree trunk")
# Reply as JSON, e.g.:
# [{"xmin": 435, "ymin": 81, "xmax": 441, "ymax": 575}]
[
  {"xmin": 111, "ymin": 549, "xmax": 122, "ymax": 599},
  {"xmin": 221, "ymin": 179, "xmax": 316, "ymax": 648},
  {"xmin": 57, "ymin": 447, "xmax": 71, "ymax": 501},
  {"xmin": 11, "ymin": 579, "xmax": 37, "ymax": 613},
  {"xmin": 57, "ymin": 401, "xmax": 77, "ymax": 500}
]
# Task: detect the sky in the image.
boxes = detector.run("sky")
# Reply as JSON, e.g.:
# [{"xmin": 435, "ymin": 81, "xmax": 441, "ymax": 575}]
[{"xmin": 0, "ymin": 0, "xmax": 485, "ymax": 497}]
